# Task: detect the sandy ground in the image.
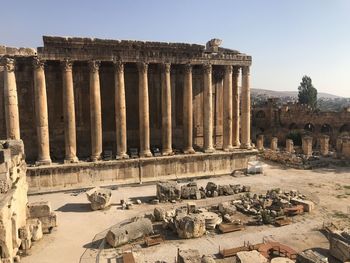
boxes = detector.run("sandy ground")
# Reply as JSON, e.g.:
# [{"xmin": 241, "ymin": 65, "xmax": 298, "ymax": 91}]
[{"xmin": 21, "ymin": 161, "xmax": 350, "ymax": 263}]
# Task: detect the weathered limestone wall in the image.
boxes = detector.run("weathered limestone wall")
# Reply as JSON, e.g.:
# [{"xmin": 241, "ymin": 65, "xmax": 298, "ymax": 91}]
[
  {"xmin": 26, "ymin": 150, "xmax": 256, "ymax": 193},
  {"xmin": 0, "ymin": 62, "xmax": 226, "ymax": 162},
  {"xmin": 0, "ymin": 140, "xmax": 28, "ymax": 262}
]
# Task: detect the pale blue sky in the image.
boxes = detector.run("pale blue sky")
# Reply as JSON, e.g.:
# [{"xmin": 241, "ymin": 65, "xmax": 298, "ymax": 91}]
[{"xmin": 1, "ymin": 0, "xmax": 350, "ymax": 97}]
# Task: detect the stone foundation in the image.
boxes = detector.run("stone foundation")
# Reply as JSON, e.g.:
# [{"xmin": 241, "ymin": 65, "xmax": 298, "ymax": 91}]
[{"xmin": 26, "ymin": 150, "xmax": 256, "ymax": 193}]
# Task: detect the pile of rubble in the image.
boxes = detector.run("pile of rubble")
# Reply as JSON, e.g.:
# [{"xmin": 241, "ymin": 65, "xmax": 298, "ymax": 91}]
[
  {"xmin": 156, "ymin": 181, "xmax": 250, "ymax": 202},
  {"xmin": 232, "ymin": 188, "xmax": 314, "ymax": 225}
]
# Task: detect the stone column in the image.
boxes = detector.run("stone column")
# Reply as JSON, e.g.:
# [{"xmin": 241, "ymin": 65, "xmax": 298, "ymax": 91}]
[
  {"xmin": 286, "ymin": 139, "xmax": 294, "ymax": 153},
  {"xmin": 161, "ymin": 63, "xmax": 172, "ymax": 155},
  {"xmin": 256, "ymin": 134, "xmax": 264, "ymax": 151},
  {"xmin": 302, "ymin": 136, "xmax": 313, "ymax": 157},
  {"xmin": 241, "ymin": 66, "xmax": 251, "ymax": 149},
  {"xmin": 183, "ymin": 63, "xmax": 195, "ymax": 154},
  {"xmin": 2, "ymin": 58, "xmax": 20, "ymax": 140},
  {"xmin": 137, "ymin": 62, "xmax": 152, "ymax": 157},
  {"xmin": 232, "ymin": 66, "xmax": 240, "ymax": 147},
  {"xmin": 61, "ymin": 59, "xmax": 78, "ymax": 163},
  {"xmin": 203, "ymin": 63, "xmax": 214, "ymax": 153},
  {"xmin": 270, "ymin": 137, "xmax": 278, "ymax": 151},
  {"xmin": 336, "ymin": 136, "xmax": 343, "ymax": 153},
  {"xmin": 89, "ymin": 60, "xmax": 102, "ymax": 161},
  {"xmin": 114, "ymin": 62, "xmax": 129, "ymax": 159},
  {"xmin": 223, "ymin": 65, "xmax": 233, "ymax": 151},
  {"xmin": 33, "ymin": 58, "xmax": 51, "ymax": 165},
  {"xmin": 342, "ymin": 137, "xmax": 350, "ymax": 158},
  {"xmin": 319, "ymin": 135, "xmax": 330, "ymax": 156}
]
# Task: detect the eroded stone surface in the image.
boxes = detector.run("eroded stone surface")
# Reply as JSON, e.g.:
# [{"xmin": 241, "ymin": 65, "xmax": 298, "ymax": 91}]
[{"xmin": 86, "ymin": 187, "xmax": 112, "ymax": 210}]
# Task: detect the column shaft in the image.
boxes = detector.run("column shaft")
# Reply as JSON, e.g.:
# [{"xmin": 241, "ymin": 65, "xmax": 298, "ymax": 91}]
[
  {"xmin": 232, "ymin": 67, "xmax": 240, "ymax": 147},
  {"xmin": 223, "ymin": 65, "xmax": 233, "ymax": 151},
  {"xmin": 161, "ymin": 63, "xmax": 172, "ymax": 155},
  {"xmin": 61, "ymin": 60, "xmax": 78, "ymax": 163},
  {"xmin": 241, "ymin": 66, "xmax": 251, "ymax": 148},
  {"xmin": 33, "ymin": 58, "xmax": 51, "ymax": 165},
  {"xmin": 89, "ymin": 61, "xmax": 102, "ymax": 161},
  {"xmin": 203, "ymin": 64, "xmax": 214, "ymax": 152},
  {"xmin": 3, "ymin": 58, "xmax": 20, "ymax": 140},
  {"xmin": 114, "ymin": 62, "xmax": 128, "ymax": 159},
  {"xmin": 183, "ymin": 64, "xmax": 195, "ymax": 154},
  {"xmin": 137, "ymin": 62, "xmax": 152, "ymax": 157}
]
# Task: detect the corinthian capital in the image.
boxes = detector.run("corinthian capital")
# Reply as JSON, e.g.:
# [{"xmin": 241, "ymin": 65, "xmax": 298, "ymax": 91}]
[
  {"xmin": 2, "ymin": 58, "xmax": 15, "ymax": 72},
  {"xmin": 184, "ymin": 63, "xmax": 192, "ymax": 74},
  {"xmin": 224, "ymin": 65, "xmax": 233, "ymax": 75},
  {"xmin": 88, "ymin": 60, "xmax": 100, "ymax": 73},
  {"xmin": 113, "ymin": 61, "xmax": 124, "ymax": 74},
  {"xmin": 161, "ymin": 63, "xmax": 171, "ymax": 74},
  {"xmin": 203, "ymin": 63, "xmax": 212, "ymax": 74},
  {"xmin": 61, "ymin": 59, "xmax": 73, "ymax": 72},
  {"xmin": 242, "ymin": 66, "xmax": 250, "ymax": 76},
  {"xmin": 232, "ymin": 66, "xmax": 240, "ymax": 77},
  {"xmin": 33, "ymin": 57, "xmax": 45, "ymax": 70},
  {"xmin": 137, "ymin": 62, "xmax": 148, "ymax": 74}
]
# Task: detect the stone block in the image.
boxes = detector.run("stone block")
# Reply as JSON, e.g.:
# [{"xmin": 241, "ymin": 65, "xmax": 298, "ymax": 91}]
[
  {"xmin": 27, "ymin": 201, "xmax": 52, "ymax": 218},
  {"xmin": 181, "ymin": 182, "xmax": 201, "ymax": 199},
  {"xmin": 27, "ymin": 218, "xmax": 43, "ymax": 241},
  {"xmin": 86, "ymin": 187, "xmax": 112, "ymax": 210},
  {"xmin": 178, "ymin": 249, "xmax": 201, "ymax": 263},
  {"xmin": 236, "ymin": 250, "xmax": 268, "ymax": 263},
  {"xmin": 291, "ymin": 198, "xmax": 314, "ymax": 212},
  {"xmin": 175, "ymin": 214, "xmax": 206, "ymax": 239},
  {"xmin": 302, "ymin": 136, "xmax": 313, "ymax": 157},
  {"xmin": 156, "ymin": 181, "xmax": 181, "ymax": 202},
  {"xmin": 38, "ymin": 212, "xmax": 57, "ymax": 233}
]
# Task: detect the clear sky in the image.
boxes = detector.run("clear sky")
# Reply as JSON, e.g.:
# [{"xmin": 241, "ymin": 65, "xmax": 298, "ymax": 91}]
[{"xmin": 1, "ymin": 0, "xmax": 350, "ymax": 97}]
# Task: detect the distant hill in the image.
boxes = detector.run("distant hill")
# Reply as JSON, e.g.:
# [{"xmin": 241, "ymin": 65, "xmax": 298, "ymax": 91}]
[{"xmin": 251, "ymin": 88, "xmax": 342, "ymax": 99}]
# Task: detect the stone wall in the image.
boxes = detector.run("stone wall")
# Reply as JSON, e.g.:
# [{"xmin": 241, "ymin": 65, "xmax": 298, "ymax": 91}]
[
  {"xmin": 252, "ymin": 99, "xmax": 350, "ymax": 148},
  {"xmin": 0, "ymin": 140, "xmax": 28, "ymax": 262},
  {"xmin": 26, "ymin": 150, "xmax": 256, "ymax": 193}
]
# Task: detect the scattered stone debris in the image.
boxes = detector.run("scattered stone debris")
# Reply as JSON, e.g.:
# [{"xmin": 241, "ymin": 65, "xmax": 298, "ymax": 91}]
[
  {"xmin": 86, "ymin": 187, "xmax": 112, "ymax": 210},
  {"xmin": 105, "ymin": 217, "xmax": 153, "ymax": 247},
  {"xmin": 297, "ymin": 249, "xmax": 328, "ymax": 263},
  {"xmin": 328, "ymin": 228, "xmax": 350, "ymax": 262},
  {"xmin": 156, "ymin": 181, "xmax": 181, "ymax": 202},
  {"xmin": 181, "ymin": 182, "xmax": 201, "ymax": 200}
]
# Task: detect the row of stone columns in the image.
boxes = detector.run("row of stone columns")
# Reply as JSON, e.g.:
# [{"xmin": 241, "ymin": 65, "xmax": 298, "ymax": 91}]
[{"xmin": 1, "ymin": 58, "xmax": 252, "ymax": 164}]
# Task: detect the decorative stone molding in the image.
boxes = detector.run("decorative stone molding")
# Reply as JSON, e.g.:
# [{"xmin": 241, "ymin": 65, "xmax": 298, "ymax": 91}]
[
  {"xmin": 61, "ymin": 59, "xmax": 73, "ymax": 72},
  {"xmin": 88, "ymin": 60, "xmax": 100, "ymax": 73}
]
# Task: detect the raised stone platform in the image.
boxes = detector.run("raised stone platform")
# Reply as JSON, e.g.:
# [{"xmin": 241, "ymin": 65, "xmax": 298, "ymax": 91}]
[{"xmin": 26, "ymin": 150, "xmax": 256, "ymax": 194}]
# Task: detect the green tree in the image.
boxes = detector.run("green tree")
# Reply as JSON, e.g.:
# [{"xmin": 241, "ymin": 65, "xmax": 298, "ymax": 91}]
[{"xmin": 298, "ymin": 76, "xmax": 318, "ymax": 108}]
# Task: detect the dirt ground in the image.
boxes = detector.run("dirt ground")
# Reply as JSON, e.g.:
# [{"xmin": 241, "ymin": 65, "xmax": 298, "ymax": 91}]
[{"xmin": 21, "ymin": 161, "xmax": 350, "ymax": 263}]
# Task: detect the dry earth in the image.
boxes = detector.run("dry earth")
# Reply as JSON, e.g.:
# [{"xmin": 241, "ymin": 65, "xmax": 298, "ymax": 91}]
[{"xmin": 21, "ymin": 161, "xmax": 350, "ymax": 263}]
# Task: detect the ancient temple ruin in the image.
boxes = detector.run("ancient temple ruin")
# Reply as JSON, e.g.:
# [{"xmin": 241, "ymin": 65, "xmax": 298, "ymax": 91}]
[{"xmin": 0, "ymin": 37, "xmax": 256, "ymax": 192}]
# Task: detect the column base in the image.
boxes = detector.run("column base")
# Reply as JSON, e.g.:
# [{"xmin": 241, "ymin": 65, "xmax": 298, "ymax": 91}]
[
  {"xmin": 90, "ymin": 155, "xmax": 102, "ymax": 162},
  {"xmin": 183, "ymin": 147, "xmax": 196, "ymax": 154},
  {"xmin": 233, "ymin": 141, "xmax": 241, "ymax": 148},
  {"xmin": 240, "ymin": 143, "xmax": 252, "ymax": 149},
  {"xmin": 162, "ymin": 150, "xmax": 173, "ymax": 156},
  {"xmin": 203, "ymin": 147, "xmax": 215, "ymax": 153},
  {"xmin": 139, "ymin": 150, "xmax": 153, "ymax": 158},
  {"xmin": 35, "ymin": 159, "xmax": 52, "ymax": 166},
  {"xmin": 116, "ymin": 153, "xmax": 129, "ymax": 160},
  {"xmin": 223, "ymin": 146, "xmax": 234, "ymax": 152},
  {"xmin": 64, "ymin": 157, "xmax": 79, "ymax": 164}
]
